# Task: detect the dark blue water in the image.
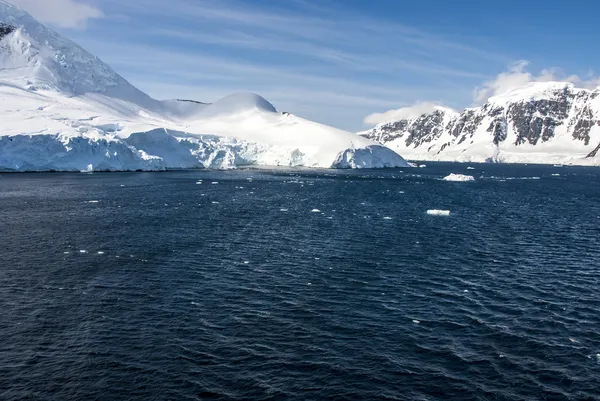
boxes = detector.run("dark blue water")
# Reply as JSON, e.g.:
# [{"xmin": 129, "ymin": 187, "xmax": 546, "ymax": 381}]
[{"xmin": 1, "ymin": 163, "xmax": 600, "ymax": 400}]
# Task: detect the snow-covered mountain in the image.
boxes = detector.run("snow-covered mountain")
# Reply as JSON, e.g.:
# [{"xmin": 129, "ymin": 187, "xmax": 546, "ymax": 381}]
[
  {"xmin": 0, "ymin": 1, "xmax": 408, "ymax": 171},
  {"xmin": 359, "ymin": 82, "xmax": 600, "ymax": 165}
]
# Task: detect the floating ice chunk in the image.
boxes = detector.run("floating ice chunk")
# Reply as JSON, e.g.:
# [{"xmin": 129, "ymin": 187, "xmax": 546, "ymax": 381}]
[
  {"xmin": 311, "ymin": 209, "xmax": 321, "ymax": 213},
  {"xmin": 551, "ymin": 174, "xmax": 560, "ymax": 177},
  {"xmin": 443, "ymin": 173, "xmax": 475, "ymax": 182},
  {"xmin": 97, "ymin": 251, "xmax": 104, "ymax": 255},
  {"xmin": 419, "ymin": 164, "xmax": 427, "ymax": 168},
  {"xmin": 87, "ymin": 200, "xmax": 100, "ymax": 203},
  {"xmin": 211, "ymin": 201, "xmax": 220, "ymax": 204},
  {"xmin": 569, "ymin": 338, "xmax": 579, "ymax": 343},
  {"xmin": 427, "ymin": 209, "xmax": 450, "ymax": 216},
  {"xmin": 120, "ymin": 185, "xmax": 125, "ymax": 187},
  {"xmin": 280, "ymin": 208, "xmax": 289, "ymax": 212},
  {"xmin": 79, "ymin": 250, "xmax": 87, "ymax": 254},
  {"xmin": 466, "ymin": 166, "xmax": 475, "ymax": 170},
  {"xmin": 243, "ymin": 261, "xmax": 250, "ymax": 264},
  {"xmin": 196, "ymin": 181, "xmax": 202, "ymax": 184},
  {"xmin": 383, "ymin": 217, "xmax": 393, "ymax": 220},
  {"xmin": 412, "ymin": 320, "xmax": 420, "ymax": 324},
  {"xmin": 211, "ymin": 182, "xmax": 219, "ymax": 185},
  {"xmin": 398, "ymin": 191, "xmax": 405, "ymax": 194},
  {"xmin": 63, "ymin": 251, "xmax": 70, "ymax": 254}
]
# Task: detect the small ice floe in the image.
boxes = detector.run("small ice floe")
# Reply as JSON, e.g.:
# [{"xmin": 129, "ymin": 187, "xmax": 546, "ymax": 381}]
[
  {"xmin": 87, "ymin": 200, "xmax": 100, "ymax": 203},
  {"xmin": 569, "ymin": 338, "xmax": 579, "ymax": 343},
  {"xmin": 120, "ymin": 185, "xmax": 125, "ymax": 187},
  {"xmin": 311, "ymin": 209, "xmax": 321, "ymax": 213},
  {"xmin": 466, "ymin": 166, "xmax": 475, "ymax": 170},
  {"xmin": 211, "ymin": 201, "xmax": 220, "ymax": 204},
  {"xmin": 419, "ymin": 164, "xmax": 427, "ymax": 168},
  {"xmin": 412, "ymin": 320, "xmax": 420, "ymax": 324},
  {"xmin": 211, "ymin": 182, "xmax": 219, "ymax": 185},
  {"xmin": 280, "ymin": 208, "xmax": 289, "ymax": 212},
  {"xmin": 427, "ymin": 209, "xmax": 450, "ymax": 216},
  {"xmin": 552, "ymin": 174, "xmax": 561, "ymax": 177},
  {"xmin": 63, "ymin": 251, "xmax": 70, "ymax": 255},
  {"xmin": 243, "ymin": 261, "xmax": 250, "ymax": 264},
  {"xmin": 398, "ymin": 191, "xmax": 405, "ymax": 194},
  {"xmin": 196, "ymin": 181, "xmax": 202, "ymax": 185},
  {"xmin": 97, "ymin": 251, "xmax": 105, "ymax": 255},
  {"xmin": 79, "ymin": 250, "xmax": 87, "ymax": 254},
  {"xmin": 443, "ymin": 173, "xmax": 475, "ymax": 182},
  {"xmin": 383, "ymin": 217, "xmax": 393, "ymax": 220}
]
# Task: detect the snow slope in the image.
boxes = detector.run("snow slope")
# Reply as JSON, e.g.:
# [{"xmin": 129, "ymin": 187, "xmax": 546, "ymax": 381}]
[
  {"xmin": 0, "ymin": 1, "xmax": 409, "ymax": 171},
  {"xmin": 360, "ymin": 82, "xmax": 600, "ymax": 165}
]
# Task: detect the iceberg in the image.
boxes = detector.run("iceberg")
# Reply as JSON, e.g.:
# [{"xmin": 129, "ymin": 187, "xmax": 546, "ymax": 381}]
[
  {"xmin": 427, "ymin": 210, "xmax": 451, "ymax": 216},
  {"xmin": 443, "ymin": 173, "xmax": 475, "ymax": 182}
]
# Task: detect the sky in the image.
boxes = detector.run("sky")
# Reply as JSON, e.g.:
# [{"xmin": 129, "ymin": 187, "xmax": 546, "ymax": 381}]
[{"xmin": 8, "ymin": 0, "xmax": 600, "ymax": 131}]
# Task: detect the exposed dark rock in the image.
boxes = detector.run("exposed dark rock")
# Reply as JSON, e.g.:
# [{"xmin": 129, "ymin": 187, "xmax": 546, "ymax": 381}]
[
  {"xmin": 359, "ymin": 84, "xmax": 600, "ymax": 160},
  {"xmin": 0, "ymin": 22, "xmax": 15, "ymax": 38}
]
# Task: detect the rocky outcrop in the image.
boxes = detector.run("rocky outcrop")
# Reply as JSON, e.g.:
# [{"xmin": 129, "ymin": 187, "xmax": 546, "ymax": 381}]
[{"xmin": 360, "ymin": 82, "xmax": 600, "ymax": 164}]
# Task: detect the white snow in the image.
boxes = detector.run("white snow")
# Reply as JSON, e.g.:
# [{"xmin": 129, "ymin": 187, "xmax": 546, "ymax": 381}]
[
  {"xmin": 427, "ymin": 210, "xmax": 451, "ymax": 216},
  {"xmin": 0, "ymin": 4, "xmax": 410, "ymax": 172},
  {"xmin": 361, "ymin": 81, "xmax": 600, "ymax": 166},
  {"xmin": 443, "ymin": 173, "xmax": 475, "ymax": 182}
]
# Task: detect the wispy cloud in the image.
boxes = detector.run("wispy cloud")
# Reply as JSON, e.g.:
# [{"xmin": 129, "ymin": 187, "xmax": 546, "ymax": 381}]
[
  {"xmin": 10, "ymin": 0, "xmax": 103, "ymax": 29},
  {"xmin": 44, "ymin": 0, "xmax": 593, "ymax": 131},
  {"xmin": 363, "ymin": 61, "xmax": 600, "ymax": 127},
  {"xmin": 364, "ymin": 102, "xmax": 450, "ymax": 126},
  {"xmin": 473, "ymin": 60, "xmax": 600, "ymax": 103}
]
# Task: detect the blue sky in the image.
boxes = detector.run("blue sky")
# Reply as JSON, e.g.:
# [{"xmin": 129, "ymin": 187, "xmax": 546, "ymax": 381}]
[{"xmin": 11, "ymin": 0, "xmax": 600, "ymax": 131}]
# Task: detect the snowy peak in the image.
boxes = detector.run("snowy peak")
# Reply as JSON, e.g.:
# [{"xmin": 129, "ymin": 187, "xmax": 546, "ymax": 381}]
[
  {"xmin": 0, "ymin": 1, "xmax": 410, "ymax": 171},
  {"xmin": 360, "ymin": 81, "xmax": 600, "ymax": 164},
  {"xmin": 0, "ymin": 1, "xmax": 153, "ymax": 106}
]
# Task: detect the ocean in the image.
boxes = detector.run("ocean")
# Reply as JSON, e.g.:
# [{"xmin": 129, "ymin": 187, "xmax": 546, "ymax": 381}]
[{"xmin": 1, "ymin": 163, "xmax": 599, "ymax": 400}]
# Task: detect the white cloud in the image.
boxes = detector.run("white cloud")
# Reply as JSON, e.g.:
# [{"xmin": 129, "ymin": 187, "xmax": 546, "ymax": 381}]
[
  {"xmin": 363, "ymin": 61, "xmax": 600, "ymax": 128},
  {"xmin": 10, "ymin": 0, "xmax": 103, "ymax": 29},
  {"xmin": 363, "ymin": 101, "xmax": 446, "ymax": 125},
  {"xmin": 473, "ymin": 60, "xmax": 600, "ymax": 104}
]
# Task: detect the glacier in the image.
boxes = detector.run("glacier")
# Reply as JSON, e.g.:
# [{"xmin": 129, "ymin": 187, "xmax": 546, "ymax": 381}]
[{"xmin": 0, "ymin": 1, "xmax": 409, "ymax": 172}]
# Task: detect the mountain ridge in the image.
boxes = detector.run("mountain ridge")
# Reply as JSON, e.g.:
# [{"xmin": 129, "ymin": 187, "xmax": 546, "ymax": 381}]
[
  {"xmin": 0, "ymin": 1, "xmax": 409, "ymax": 171},
  {"xmin": 359, "ymin": 81, "xmax": 600, "ymax": 165}
]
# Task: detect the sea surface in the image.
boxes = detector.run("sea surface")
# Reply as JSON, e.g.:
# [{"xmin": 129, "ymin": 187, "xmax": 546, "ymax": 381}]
[{"xmin": 1, "ymin": 163, "xmax": 600, "ymax": 400}]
